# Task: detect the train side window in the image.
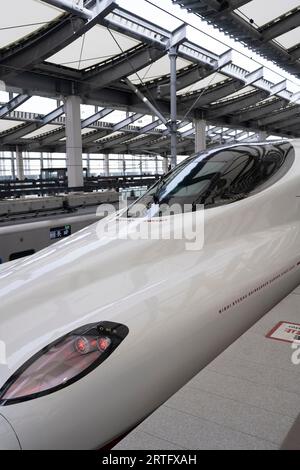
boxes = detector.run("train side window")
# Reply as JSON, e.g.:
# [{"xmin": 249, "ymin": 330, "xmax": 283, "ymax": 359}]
[{"xmin": 9, "ymin": 249, "xmax": 35, "ymax": 261}]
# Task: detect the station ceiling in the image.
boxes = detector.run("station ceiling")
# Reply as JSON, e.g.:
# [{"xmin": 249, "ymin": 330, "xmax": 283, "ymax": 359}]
[
  {"xmin": 173, "ymin": 0, "xmax": 300, "ymax": 76},
  {"xmin": 0, "ymin": 0, "xmax": 299, "ymax": 156}
]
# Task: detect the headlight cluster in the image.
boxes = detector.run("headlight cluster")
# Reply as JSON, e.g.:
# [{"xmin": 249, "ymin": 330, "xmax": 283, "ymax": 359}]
[{"xmin": 0, "ymin": 322, "xmax": 129, "ymax": 406}]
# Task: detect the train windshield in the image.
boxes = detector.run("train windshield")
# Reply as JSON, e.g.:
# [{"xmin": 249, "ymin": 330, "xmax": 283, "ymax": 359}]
[{"xmin": 127, "ymin": 142, "xmax": 294, "ymax": 218}]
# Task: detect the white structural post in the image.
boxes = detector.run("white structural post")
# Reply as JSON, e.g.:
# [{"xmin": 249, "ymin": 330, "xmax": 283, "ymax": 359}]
[
  {"xmin": 86, "ymin": 153, "xmax": 90, "ymax": 177},
  {"xmin": 194, "ymin": 119, "xmax": 206, "ymax": 153},
  {"xmin": 258, "ymin": 131, "xmax": 267, "ymax": 141},
  {"xmin": 40, "ymin": 152, "xmax": 43, "ymax": 176},
  {"xmin": 11, "ymin": 151, "xmax": 15, "ymax": 179},
  {"xmin": 162, "ymin": 156, "xmax": 169, "ymax": 174},
  {"xmin": 169, "ymin": 46, "xmax": 178, "ymax": 169},
  {"xmin": 65, "ymin": 95, "xmax": 83, "ymax": 189},
  {"xmin": 104, "ymin": 154, "xmax": 110, "ymax": 176},
  {"xmin": 16, "ymin": 145, "xmax": 24, "ymax": 180}
]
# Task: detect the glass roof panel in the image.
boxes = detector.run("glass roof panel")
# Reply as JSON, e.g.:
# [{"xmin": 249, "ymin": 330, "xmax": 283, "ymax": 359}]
[
  {"xmin": 118, "ymin": 0, "xmax": 182, "ymax": 30},
  {"xmin": 47, "ymin": 25, "xmax": 140, "ymax": 70},
  {"xmin": 212, "ymin": 86, "xmax": 255, "ymax": 104},
  {"xmin": 21, "ymin": 124, "xmax": 62, "ymax": 139},
  {"xmin": 275, "ymin": 26, "xmax": 300, "ymax": 49},
  {"xmin": 100, "ymin": 110, "xmax": 129, "ymax": 124},
  {"xmin": 128, "ymin": 56, "xmax": 192, "ymax": 84},
  {"xmin": 81, "ymin": 105, "xmax": 98, "ymax": 120},
  {"xmin": 16, "ymin": 96, "xmax": 58, "ymax": 114},
  {"xmin": 95, "ymin": 132, "xmax": 123, "ymax": 142},
  {"xmin": 0, "ymin": 91, "xmax": 9, "ymax": 104},
  {"xmin": 0, "ymin": 120, "xmax": 25, "ymax": 132},
  {"xmin": 178, "ymin": 123, "xmax": 193, "ymax": 133},
  {"xmin": 236, "ymin": 0, "xmax": 300, "ymax": 28},
  {"xmin": 82, "ymin": 128, "xmax": 96, "ymax": 135},
  {"xmin": 177, "ymin": 72, "xmax": 227, "ymax": 96},
  {"xmin": 0, "ymin": 0, "xmax": 62, "ymax": 49}
]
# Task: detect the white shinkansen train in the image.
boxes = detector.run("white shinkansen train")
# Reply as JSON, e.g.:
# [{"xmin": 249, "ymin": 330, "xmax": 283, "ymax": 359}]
[
  {"xmin": 0, "ymin": 141, "xmax": 299, "ymax": 450},
  {"xmin": 0, "ymin": 211, "xmax": 102, "ymax": 265}
]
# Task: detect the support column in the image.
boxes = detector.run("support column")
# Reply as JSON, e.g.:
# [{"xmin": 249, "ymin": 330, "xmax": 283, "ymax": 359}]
[
  {"xmin": 65, "ymin": 95, "xmax": 83, "ymax": 190},
  {"xmin": 104, "ymin": 154, "xmax": 110, "ymax": 176},
  {"xmin": 40, "ymin": 152, "xmax": 43, "ymax": 176},
  {"xmin": 169, "ymin": 47, "xmax": 178, "ymax": 169},
  {"xmin": 86, "ymin": 153, "xmax": 90, "ymax": 177},
  {"xmin": 11, "ymin": 151, "xmax": 15, "ymax": 179},
  {"xmin": 162, "ymin": 156, "xmax": 169, "ymax": 174},
  {"xmin": 15, "ymin": 145, "xmax": 24, "ymax": 180},
  {"xmin": 194, "ymin": 119, "xmax": 206, "ymax": 153},
  {"xmin": 258, "ymin": 131, "xmax": 267, "ymax": 141}
]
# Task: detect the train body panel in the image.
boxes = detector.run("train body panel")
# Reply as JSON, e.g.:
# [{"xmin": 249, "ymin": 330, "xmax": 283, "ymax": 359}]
[
  {"xmin": 0, "ymin": 212, "xmax": 101, "ymax": 264},
  {"xmin": 0, "ymin": 141, "xmax": 299, "ymax": 449}
]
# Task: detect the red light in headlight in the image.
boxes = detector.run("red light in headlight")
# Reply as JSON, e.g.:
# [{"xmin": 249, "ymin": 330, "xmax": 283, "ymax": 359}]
[
  {"xmin": 74, "ymin": 336, "xmax": 98, "ymax": 355},
  {"xmin": 98, "ymin": 337, "xmax": 111, "ymax": 352},
  {"xmin": 0, "ymin": 322, "xmax": 128, "ymax": 405}
]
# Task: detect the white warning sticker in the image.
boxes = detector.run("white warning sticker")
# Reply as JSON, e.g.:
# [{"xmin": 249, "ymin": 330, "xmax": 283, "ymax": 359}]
[{"xmin": 266, "ymin": 322, "xmax": 300, "ymax": 344}]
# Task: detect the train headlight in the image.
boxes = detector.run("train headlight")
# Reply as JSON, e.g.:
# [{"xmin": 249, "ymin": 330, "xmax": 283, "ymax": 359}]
[{"xmin": 0, "ymin": 322, "xmax": 128, "ymax": 405}]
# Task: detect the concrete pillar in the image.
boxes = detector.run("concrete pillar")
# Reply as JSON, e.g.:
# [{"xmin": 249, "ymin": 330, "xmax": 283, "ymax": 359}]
[
  {"xmin": 194, "ymin": 119, "xmax": 206, "ymax": 153},
  {"xmin": 169, "ymin": 47, "xmax": 178, "ymax": 168},
  {"xmin": 40, "ymin": 152, "xmax": 43, "ymax": 176},
  {"xmin": 16, "ymin": 145, "xmax": 24, "ymax": 180},
  {"xmin": 104, "ymin": 154, "xmax": 110, "ymax": 176},
  {"xmin": 258, "ymin": 131, "xmax": 267, "ymax": 141},
  {"xmin": 86, "ymin": 153, "xmax": 90, "ymax": 177},
  {"xmin": 11, "ymin": 151, "xmax": 15, "ymax": 179},
  {"xmin": 65, "ymin": 95, "xmax": 83, "ymax": 189},
  {"xmin": 162, "ymin": 156, "xmax": 169, "ymax": 174}
]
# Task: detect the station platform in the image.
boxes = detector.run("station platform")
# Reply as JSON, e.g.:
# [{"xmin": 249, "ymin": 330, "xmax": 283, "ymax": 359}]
[{"xmin": 115, "ymin": 286, "xmax": 300, "ymax": 450}]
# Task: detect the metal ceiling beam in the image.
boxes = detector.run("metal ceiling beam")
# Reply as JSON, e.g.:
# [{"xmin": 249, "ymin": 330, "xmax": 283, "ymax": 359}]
[
  {"xmin": 0, "ymin": 1, "xmax": 298, "ymax": 148},
  {"xmin": 82, "ymin": 129, "xmax": 111, "ymax": 144},
  {"xmin": 83, "ymin": 45, "xmax": 165, "ymax": 88},
  {"xmin": 178, "ymin": 0, "xmax": 250, "ymax": 13},
  {"xmin": 236, "ymin": 98, "xmax": 286, "ymax": 122},
  {"xmin": 173, "ymin": 1, "xmax": 300, "ymax": 77},
  {"xmin": 282, "ymin": 123, "xmax": 300, "ymax": 135},
  {"xmin": 208, "ymin": 90, "xmax": 269, "ymax": 119},
  {"xmin": 226, "ymin": 0, "xmax": 250, "ymax": 11},
  {"xmin": 81, "ymin": 108, "xmax": 113, "ymax": 128},
  {"xmin": 0, "ymin": 0, "xmax": 116, "ymax": 81},
  {"xmin": 258, "ymin": 106, "xmax": 300, "ymax": 126},
  {"xmin": 0, "ymin": 94, "xmax": 30, "ymax": 119},
  {"xmin": 113, "ymin": 113, "xmax": 144, "ymax": 132},
  {"xmin": 138, "ymin": 119, "xmax": 162, "ymax": 133},
  {"xmin": 150, "ymin": 65, "xmax": 214, "ymax": 98},
  {"xmin": 1, "ymin": 105, "xmax": 65, "ymax": 143},
  {"xmin": 181, "ymin": 127, "xmax": 195, "ymax": 137},
  {"xmin": 118, "ymin": 134, "xmax": 160, "ymax": 151},
  {"xmin": 33, "ymin": 107, "xmax": 115, "ymax": 145},
  {"xmin": 124, "ymin": 78, "xmax": 169, "ymax": 126},
  {"xmin": 100, "ymin": 133, "xmax": 138, "ymax": 150},
  {"xmin": 42, "ymin": 0, "xmax": 94, "ymax": 19},
  {"xmin": 288, "ymin": 43, "xmax": 300, "ymax": 61},
  {"xmin": 260, "ymin": 9, "xmax": 300, "ymax": 43},
  {"xmin": 180, "ymin": 78, "xmax": 243, "ymax": 107},
  {"xmin": 274, "ymin": 115, "xmax": 300, "ymax": 131}
]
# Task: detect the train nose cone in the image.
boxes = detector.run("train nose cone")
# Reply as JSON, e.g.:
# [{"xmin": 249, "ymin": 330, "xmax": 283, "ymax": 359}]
[{"xmin": 0, "ymin": 414, "xmax": 21, "ymax": 450}]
